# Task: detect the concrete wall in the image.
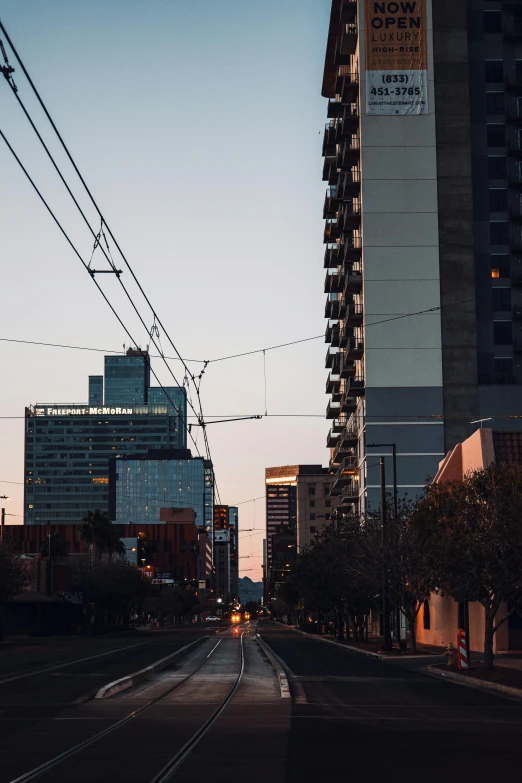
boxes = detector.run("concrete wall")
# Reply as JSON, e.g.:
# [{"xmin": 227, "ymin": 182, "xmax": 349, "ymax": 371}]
[
  {"xmin": 359, "ymin": 0, "xmax": 445, "ymax": 503},
  {"xmin": 416, "ymin": 593, "xmax": 509, "ymax": 653}
]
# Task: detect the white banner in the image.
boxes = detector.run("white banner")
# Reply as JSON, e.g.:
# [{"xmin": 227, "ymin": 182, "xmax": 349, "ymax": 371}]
[{"xmin": 366, "ymin": 69, "xmax": 428, "ymax": 115}]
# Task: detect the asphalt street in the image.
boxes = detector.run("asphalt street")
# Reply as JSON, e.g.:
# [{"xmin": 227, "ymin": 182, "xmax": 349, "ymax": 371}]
[
  {"xmin": 0, "ymin": 622, "xmax": 520, "ymax": 782},
  {"xmin": 259, "ymin": 624, "xmax": 522, "ymax": 783}
]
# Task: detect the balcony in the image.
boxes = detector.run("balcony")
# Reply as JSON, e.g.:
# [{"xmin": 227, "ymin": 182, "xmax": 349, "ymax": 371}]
[
  {"xmin": 336, "ymin": 136, "xmax": 360, "ymax": 169},
  {"xmin": 508, "ymin": 138, "xmax": 522, "ymax": 158},
  {"xmin": 340, "ymin": 353, "xmax": 356, "ymax": 378},
  {"xmin": 326, "ymin": 399, "xmax": 341, "ymax": 419},
  {"xmin": 338, "ymin": 103, "xmax": 359, "ymax": 134},
  {"xmin": 340, "ymin": 479, "xmax": 359, "ymax": 504},
  {"xmin": 325, "ymin": 321, "xmax": 340, "ymax": 346},
  {"xmin": 322, "ymin": 123, "xmax": 337, "ymax": 157},
  {"xmin": 339, "ymin": 200, "xmax": 361, "ymax": 231},
  {"xmin": 324, "ymin": 217, "xmax": 342, "ymax": 243},
  {"xmin": 327, "ymin": 428, "xmax": 340, "ymax": 449},
  {"xmin": 323, "ymin": 187, "xmax": 340, "ymax": 219},
  {"xmin": 339, "ymin": 0, "xmax": 357, "ymax": 22},
  {"xmin": 506, "ymin": 73, "xmax": 522, "ymax": 92},
  {"xmin": 324, "ymin": 269, "xmax": 344, "ymax": 294},
  {"xmin": 337, "ymin": 71, "xmax": 359, "ymax": 104},
  {"xmin": 503, "ymin": 21, "xmax": 522, "ymax": 41},
  {"xmin": 512, "ymin": 269, "xmax": 522, "ymax": 286},
  {"xmin": 325, "ymin": 346, "xmax": 340, "ymax": 369},
  {"xmin": 326, "ymin": 369, "xmax": 341, "ymax": 395},
  {"xmin": 344, "ymin": 268, "xmax": 363, "ymax": 295},
  {"xmin": 337, "ymin": 169, "xmax": 361, "ymax": 199},
  {"xmin": 346, "ymin": 302, "xmax": 363, "ymax": 326},
  {"xmin": 345, "ymin": 336, "xmax": 364, "ymax": 360},
  {"xmin": 325, "ymin": 294, "xmax": 345, "ymax": 319},
  {"xmin": 324, "ymin": 242, "xmax": 343, "ymax": 269},
  {"xmin": 510, "ymin": 202, "xmax": 522, "ymax": 221},
  {"xmin": 340, "ymin": 325, "xmax": 354, "ymax": 348},
  {"xmin": 340, "ymin": 390, "xmax": 357, "ymax": 414},
  {"xmin": 343, "ymin": 235, "xmax": 362, "ymax": 261},
  {"xmin": 513, "ymin": 304, "xmax": 522, "ymax": 320},
  {"xmin": 509, "ymin": 171, "xmax": 522, "ymax": 188},
  {"xmin": 322, "ymin": 157, "xmax": 338, "ymax": 184},
  {"xmin": 506, "ymin": 107, "xmax": 522, "ymax": 124},
  {"xmin": 327, "ymin": 97, "xmax": 345, "ymax": 119},
  {"xmin": 350, "ymin": 374, "xmax": 365, "ymax": 397},
  {"xmin": 335, "ymin": 25, "xmax": 358, "ymax": 65}
]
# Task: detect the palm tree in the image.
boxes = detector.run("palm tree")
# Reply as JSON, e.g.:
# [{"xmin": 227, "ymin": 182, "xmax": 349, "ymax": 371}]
[{"xmin": 79, "ymin": 510, "xmax": 124, "ymax": 563}]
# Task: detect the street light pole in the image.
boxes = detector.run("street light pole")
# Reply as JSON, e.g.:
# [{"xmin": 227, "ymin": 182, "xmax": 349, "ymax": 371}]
[{"xmin": 380, "ymin": 458, "xmax": 392, "ymax": 651}]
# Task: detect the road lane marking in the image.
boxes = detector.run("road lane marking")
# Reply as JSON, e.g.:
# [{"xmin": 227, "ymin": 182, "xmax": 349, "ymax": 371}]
[{"xmin": 0, "ymin": 642, "xmax": 150, "ymax": 685}]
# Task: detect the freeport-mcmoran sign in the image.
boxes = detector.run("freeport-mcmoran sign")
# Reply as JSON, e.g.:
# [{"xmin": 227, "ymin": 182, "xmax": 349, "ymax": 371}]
[{"xmin": 33, "ymin": 406, "xmax": 167, "ymax": 417}]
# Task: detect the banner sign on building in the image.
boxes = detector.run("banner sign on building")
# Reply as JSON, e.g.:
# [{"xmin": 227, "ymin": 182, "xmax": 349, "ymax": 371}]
[{"xmin": 364, "ymin": 1, "xmax": 428, "ymax": 115}]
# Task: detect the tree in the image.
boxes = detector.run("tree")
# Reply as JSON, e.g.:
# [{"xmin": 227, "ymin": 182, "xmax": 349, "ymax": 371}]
[
  {"xmin": 39, "ymin": 529, "xmax": 68, "ymax": 559},
  {"xmin": 71, "ymin": 559, "xmax": 149, "ymax": 634},
  {"xmin": 79, "ymin": 510, "xmax": 125, "ymax": 562},
  {"xmin": 0, "ymin": 542, "xmax": 30, "ymax": 641},
  {"xmin": 412, "ymin": 462, "xmax": 522, "ymax": 669}
]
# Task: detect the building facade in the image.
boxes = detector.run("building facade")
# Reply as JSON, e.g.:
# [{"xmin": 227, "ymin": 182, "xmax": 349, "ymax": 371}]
[
  {"xmin": 265, "ymin": 465, "xmax": 332, "ymax": 601},
  {"xmin": 322, "ymin": 1, "xmax": 522, "ymax": 513},
  {"xmin": 25, "ymin": 349, "xmax": 186, "ymax": 525},
  {"xmin": 213, "ymin": 505, "xmax": 239, "ymax": 599},
  {"xmin": 110, "ymin": 449, "xmax": 214, "ymax": 535}
]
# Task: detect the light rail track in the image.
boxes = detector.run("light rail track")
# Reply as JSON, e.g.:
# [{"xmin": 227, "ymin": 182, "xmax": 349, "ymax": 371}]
[{"xmin": 9, "ymin": 626, "xmax": 249, "ymax": 783}]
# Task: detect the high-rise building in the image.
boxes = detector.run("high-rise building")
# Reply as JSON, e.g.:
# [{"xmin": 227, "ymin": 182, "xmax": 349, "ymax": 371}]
[
  {"xmin": 322, "ymin": 1, "xmax": 522, "ymax": 513},
  {"xmin": 111, "ymin": 449, "xmax": 214, "ymax": 536},
  {"xmin": 24, "ymin": 348, "xmax": 186, "ymax": 524},
  {"xmin": 265, "ymin": 465, "xmax": 332, "ymax": 600},
  {"xmin": 213, "ymin": 505, "xmax": 239, "ymax": 598}
]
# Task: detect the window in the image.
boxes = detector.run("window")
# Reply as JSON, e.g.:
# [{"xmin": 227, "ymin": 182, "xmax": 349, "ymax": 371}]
[
  {"xmin": 491, "ymin": 254, "xmax": 510, "ymax": 277},
  {"xmin": 492, "ymin": 288, "xmax": 511, "ymax": 311},
  {"xmin": 488, "ymin": 156, "xmax": 506, "ymax": 178},
  {"xmin": 487, "ymin": 124, "xmax": 505, "ymax": 147},
  {"xmin": 325, "ymin": 500, "xmax": 331, "ymax": 508},
  {"xmin": 485, "ymin": 60, "xmax": 504, "ymax": 83},
  {"xmin": 308, "ymin": 484, "xmax": 316, "ymax": 496},
  {"xmin": 310, "ymin": 514, "xmax": 316, "ymax": 521},
  {"xmin": 486, "ymin": 92, "xmax": 504, "ymax": 115},
  {"xmin": 493, "ymin": 321, "xmax": 513, "ymax": 344},
  {"xmin": 483, "ymin": 11, "xmax": 502, "ymax": 34},
  {"xmin": 489, "ymin": 189, "xmax": 508, "ymax": 211},
  {"xmin": 490, "ymin": 221, "xmax": 510, "ymax": 245},
  {"xmin": 309, "ymin": 500, "xmax": 316, "ymax": 508},
  {"xmin": 310, "ymin": 525, "xmax": 317, "ymax": 533}
]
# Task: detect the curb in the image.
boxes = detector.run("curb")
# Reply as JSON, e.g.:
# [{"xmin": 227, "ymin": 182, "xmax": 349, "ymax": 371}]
[
  {"xmin": 291, "ymin": 628, "xmax": 382, "ymax": 659},
  {"xmin": 94, "ymin": 636, "xmax": 208, "ymax": 699},
  {"xmin": 256, "ymin": 634, "xmax": 291, "ymax": 699},
  {"xmin": 290, "ymin": 627, "xmax": 444, "ymax": 661},
  {"xmin": 425, "ymin": 665, "xmax": 522, "ymax": 701}
]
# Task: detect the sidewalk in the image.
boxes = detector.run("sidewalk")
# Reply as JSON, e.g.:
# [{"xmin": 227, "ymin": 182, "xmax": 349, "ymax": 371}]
[{"xmin": 295, "ymin": 627, "xmax": 444, "ymax": 658}]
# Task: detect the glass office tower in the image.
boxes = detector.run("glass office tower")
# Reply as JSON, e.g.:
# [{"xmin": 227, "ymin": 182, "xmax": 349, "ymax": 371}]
[
  {"xmin": 24, "ymin": 349, "xmax": 187, "ymax": 525},
  {"xmin": 111, "ymin": 451, "xmax": 215, "ymax": 535}
]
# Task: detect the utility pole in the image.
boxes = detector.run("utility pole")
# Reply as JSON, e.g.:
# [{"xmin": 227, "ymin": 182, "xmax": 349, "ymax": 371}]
[
  {"xmin": 380, "ymin": 458, "xmax": 392, "ymax": 651},
  {"xmin": 368, "ymin": 446, "xmax": 401, "ymax": 648},
  {"xmin": 0, "ymin": 497, "xmax": 8, "ymax": 541}
]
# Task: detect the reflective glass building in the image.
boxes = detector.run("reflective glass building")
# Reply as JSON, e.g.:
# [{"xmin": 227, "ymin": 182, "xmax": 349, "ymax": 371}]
[
  {"xmin": 110, "ymin": 450, "xmax": 214, "ymax": 535},
  {"xmin": 24, "ymin": 349, "xmax": 187, "ymax": 525}
]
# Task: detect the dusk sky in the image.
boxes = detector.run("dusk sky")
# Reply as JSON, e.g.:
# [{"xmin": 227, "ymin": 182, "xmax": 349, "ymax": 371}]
[{"xmin": 0, "ymin": 0, "xmax": 331, "ymax": 580}]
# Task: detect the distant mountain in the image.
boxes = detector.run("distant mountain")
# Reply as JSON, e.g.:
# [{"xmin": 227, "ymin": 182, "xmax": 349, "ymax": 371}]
[{"xmin": 239, "ymin": 576, "xmax": 263, "ymax": 603}]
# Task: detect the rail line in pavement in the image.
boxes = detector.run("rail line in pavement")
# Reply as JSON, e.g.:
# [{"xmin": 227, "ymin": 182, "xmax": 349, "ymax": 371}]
[{"xmin": 8, "ymin": 625, "xmax": 249, "ymax": 783}]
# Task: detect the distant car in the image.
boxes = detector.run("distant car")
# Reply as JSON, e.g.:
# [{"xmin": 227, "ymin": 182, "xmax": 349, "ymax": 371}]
[{"xmin": 206, "ymin": 615, "xmax": 219, "ymax": 622}]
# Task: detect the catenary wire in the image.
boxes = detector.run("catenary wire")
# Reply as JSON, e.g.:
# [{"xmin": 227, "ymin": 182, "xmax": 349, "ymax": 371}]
[
  {"xmin": 0, "ymin": 128, "xmax": 203, "ymax": 460},
  {"xmin": 0, "ymin": 23, "xmax": 215, "ymax": 454},
  {"xmin": 0, "ymin": 24, "xmax": 226, "ymax": 502}
]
